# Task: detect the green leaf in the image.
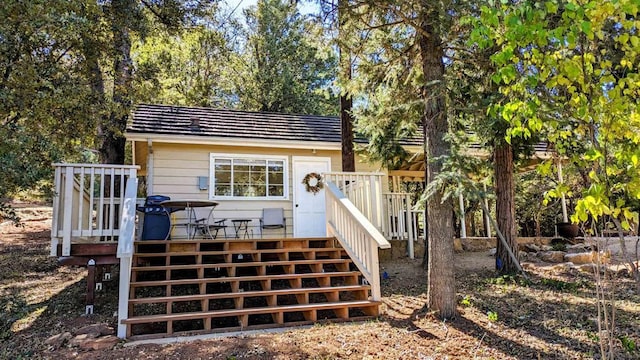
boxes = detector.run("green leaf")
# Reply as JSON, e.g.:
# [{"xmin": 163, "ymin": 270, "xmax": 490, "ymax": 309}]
[
  {"xmin": 581, "ymin": 21, "xmax": 592, "ymax": 36},
  {"xmin": 565, "ymin": 61, "xmax": 582, "ymax": 81},
  {"xmin": 584, "ymin": 149, "xmax": 603, "ymax": 161},
  {"xmin": 619, "ymin": 33, "xmax": 630, "ymax": 45}
]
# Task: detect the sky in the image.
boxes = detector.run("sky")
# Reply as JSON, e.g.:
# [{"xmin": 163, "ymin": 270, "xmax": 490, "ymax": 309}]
[{"xmin": 223, "ymin": 0, "xmax": 319, "ymax": 17}]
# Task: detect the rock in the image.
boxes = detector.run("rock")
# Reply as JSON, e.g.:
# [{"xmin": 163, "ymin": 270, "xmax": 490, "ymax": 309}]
[
  {"xmin": 45, "ymin": 332, "xmax": 72, "ymax": 349},
  {"xmin": 564, "ymin": 252, "xmax": 594, "ymax": 265},
  {"xmin": 566, "ymin": 244, "xmax": 593, "ymax": 253},
  {"xmin": 488, "ymin": 248, "xmax": 497, "ymax": 256},
  {"xmin": 69, "ymin": 333, "xmax": 100, "ymax": 348},
  {"xmin": 548, "ymin": 262, "xmax": 573, "ymax": 272},
  {"xmin": 578, "ymin": 263, "xmax": 597, "ymax": 274},
  {"xmin": 540, "ymin": 245, "xmax": 553, "ymax": 251},
  {"xmin": 537, "ymin": 237, "xmax": 553, "ymax": 245},
  {"xmin": 77, "ymin": 335, "xmax": 120, "ymax": 351},
  {"xmin": 614, "ymin": 267, "xmax": 630, "ymax": 278},
  {"xmin": 524, "ymin": 244, "xmax": 540, "ymax": 252},
  {"xmin": 539, "ymin": 251, "xmax": 566, "ymax": 263},
  {"xmin": 73, "ymin": 323, "xmax": 115, "ymax": 337}
]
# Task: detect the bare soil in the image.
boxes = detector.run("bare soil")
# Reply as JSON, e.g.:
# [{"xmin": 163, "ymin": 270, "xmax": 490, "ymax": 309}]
[{"xmin": 1, "ymin": 206, "xmax": 639, "ymax": 359}]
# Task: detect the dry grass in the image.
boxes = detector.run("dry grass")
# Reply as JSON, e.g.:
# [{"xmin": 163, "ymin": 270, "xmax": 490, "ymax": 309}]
[{"xmin": 1, "ymin": 206, "xmax": 639, "ymax": 359}]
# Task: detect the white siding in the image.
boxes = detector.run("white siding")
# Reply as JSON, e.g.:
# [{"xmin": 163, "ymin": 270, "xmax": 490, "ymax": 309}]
[{"xmin": 150, "ymin": 143, "xmax": 342, "ymax": 237}]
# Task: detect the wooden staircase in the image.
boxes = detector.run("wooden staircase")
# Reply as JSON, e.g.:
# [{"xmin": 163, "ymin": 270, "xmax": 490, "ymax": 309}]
[{"xmin": 122, "ymin": 237, "xmax": 381, "ymax": 339}]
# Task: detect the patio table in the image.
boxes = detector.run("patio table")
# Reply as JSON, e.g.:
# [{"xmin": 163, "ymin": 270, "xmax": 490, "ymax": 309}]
[{"xmin": 160, "ymin": 199, "xmax": 219, "ymax": 240}]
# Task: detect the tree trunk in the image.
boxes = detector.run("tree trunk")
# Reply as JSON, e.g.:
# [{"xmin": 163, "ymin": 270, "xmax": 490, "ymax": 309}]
[
  {"xmin": 494, "ymin": 141, "xmax": 519, "ymax": 272},
  {"xmin": 81, "ymin": 8, "xmax": 107, "ymax": 150},
  {"xmin": 340, "ymin": 92, "xmax": 354, "ymax": 171},
  {"xmin": 338, "ymin": 0, "xmax": 355, "ymax": 172},
  {"xmin": 418, "ymin": 9, "xmax": 457, "ymax": 320},
  {"xmin": 99, "ymin": 0, "xmax": 134, "ymax": 165}
]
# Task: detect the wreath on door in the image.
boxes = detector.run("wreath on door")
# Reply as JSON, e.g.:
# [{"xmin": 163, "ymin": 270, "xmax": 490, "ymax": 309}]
[{"xmin": 302, "ymin": 172, "xmax": 324, "ymax": 195}]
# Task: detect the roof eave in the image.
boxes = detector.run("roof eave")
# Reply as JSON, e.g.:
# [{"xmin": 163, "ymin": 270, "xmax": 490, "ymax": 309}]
[{"xmin": 126, "ymin": 132, "xmax": 342, "ymax": 151}]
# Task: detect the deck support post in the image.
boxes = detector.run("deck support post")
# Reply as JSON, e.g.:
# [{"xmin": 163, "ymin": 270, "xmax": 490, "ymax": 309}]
[
  {"xmin": 405, "ymin": 193, "xmax": 414, "ymax": 259},
  {"xmin": 86, "ymin": 259, "xmax": 96, "ymax": 315},
  {"xmin": 459, "ymin": 193, "xmax": 467, "ymax": 238}
]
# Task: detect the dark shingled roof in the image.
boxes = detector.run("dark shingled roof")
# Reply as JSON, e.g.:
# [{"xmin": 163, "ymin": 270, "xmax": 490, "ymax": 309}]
[
  {"xmin": 128, "ymin": 103, "xmax": 345, "ymax": 143},
  {"xmin": 127, "ymin": 104, "xmax": 550, "ymax": 153}
]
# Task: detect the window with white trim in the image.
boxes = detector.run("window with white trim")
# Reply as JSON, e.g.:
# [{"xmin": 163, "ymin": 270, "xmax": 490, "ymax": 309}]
[{"xmin": 210, "ymin": 153, "xmax": 288, "ymax": 199}]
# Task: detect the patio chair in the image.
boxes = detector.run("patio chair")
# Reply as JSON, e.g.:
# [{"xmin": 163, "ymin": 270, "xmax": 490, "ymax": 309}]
[
  {"xmin": 193, "ymin": 210, "xmax": 227, "ymax": 239},
  {"xmin": 260, "ymin": 208, "xmax": 286, "ymax": 238}
]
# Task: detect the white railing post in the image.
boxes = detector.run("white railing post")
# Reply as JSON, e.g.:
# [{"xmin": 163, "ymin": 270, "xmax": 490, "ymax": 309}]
[
  {"xmin": 369, "ymin": 174, "xmax": 380, "ymax": 231},
  {"xmin": 116, "ymin": 176, "xmax": 138, "ymax": 339},
  {"xmin": 50, "ymin": 166, "xmax": 62, "ymax": 256},
  {"xmin": 368, "ymin": 234, "xmax": 382, "ymax": 300},
  {"xmin": 405, "ymin": 193, "xmax": 414, "ymax": 259},
  {"xmin": 62, "ymin": 166, "xmax": 74, "ymax": 256}
]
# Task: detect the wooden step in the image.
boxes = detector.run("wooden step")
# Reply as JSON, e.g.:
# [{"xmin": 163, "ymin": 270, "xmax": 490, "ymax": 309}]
[
  {"xmin": 130, "ymin": 271, "xmax": 361, "ymax": 288},
  {"xmin": 129, "ymin": 284, "xmax": 371, "ymax": 305},
  {"xmin": 135, "ymin": 237, "xmax": 337, "ymax": 245},
  {"xmin": 123, "ymin": 300, "xmax": 380, "ymax": 325},
  {"xmin": 131, "ymin": 258, "xmax": 352, "ymax": 272},
  {"xmin": 133, "ymin": 247, "xmax": 344, "ymax": 258},
  {"xmin": 133, "ymin": 248, "xmax": 346, "ymax": 264},
  {"xmin": 125, "ymin": 236, "xmax": 380, "ymax": 339},
  {"xmin": 134, "ymin": 238, "xmax": 339, "ymax": 252}
]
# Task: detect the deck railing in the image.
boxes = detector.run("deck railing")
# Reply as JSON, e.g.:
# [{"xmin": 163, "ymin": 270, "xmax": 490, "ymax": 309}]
[
  {"xmin": 323, "ymin": 172, "xmax": 385, "ymax": 232},
  {"xmin": 325, "ymin": 181, "xmax": 391, "ymax": 301},
  {"xmin": 51, "ymin": 163, "xmax": 139, "ymax": 256},
  {"xmin": 324, "ymin": 172, "xmax": 418, "ymax": 257},
  {"xmin": 382, "ymin": 192, "xmax": 415, "ymax": 258}
]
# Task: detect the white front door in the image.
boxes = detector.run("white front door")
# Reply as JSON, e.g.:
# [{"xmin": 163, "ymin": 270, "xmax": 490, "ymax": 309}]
[{"xmin": 292, "ymin": 156, "xmax": 331, "ymax": 237}]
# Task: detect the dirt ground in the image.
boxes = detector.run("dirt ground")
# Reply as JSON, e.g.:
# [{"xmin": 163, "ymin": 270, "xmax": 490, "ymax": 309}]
[{"xmin": 1, "ymin": 205, "xmax": 639, "ymax": 359}]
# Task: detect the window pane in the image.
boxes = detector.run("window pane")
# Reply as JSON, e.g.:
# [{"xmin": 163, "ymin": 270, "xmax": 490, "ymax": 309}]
[
  {"xmin": 268, "ymin": 185, "xmax": 284, "ymax": 197},
  {"xmin": 215, "ymin": 185, "xmax": 231, "ymax": 196},
  {"xmin": 255, "ymin": 185, "xmax": 266, "ymax": 197},
  {"xmin": 233, "ymin": 159, "xmax": 267, "ymax": 197},
  {"xmin": 214, "ymin": 159, "xmax": 231, "ymax": 171},
  {"xmin": 216, "ymin": 171, "xmax": 231, "ymax": 184},
  {"xmin": 213, "ymin": 159, "xmax": 232, "ymax": 196},
  {"xmin": 268, "ymin": 161, "xmax": 284, "ymax": 186}
]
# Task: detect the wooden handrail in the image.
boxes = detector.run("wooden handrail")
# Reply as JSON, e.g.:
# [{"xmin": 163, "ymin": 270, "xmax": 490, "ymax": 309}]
[
  {"xmin": 325, "ymin": 181, "xmax": 390, "ymax": 301},
  {"xmin": 117, "ymin": 177, "xmax": 138, "ymax": 258},
  {"xmin": 52, "ymin": 163, "xmax": 139, "ymax": 170},
  {"xmin": 116, "ymin": 176, "xmax": 138, "ymax": 339}
]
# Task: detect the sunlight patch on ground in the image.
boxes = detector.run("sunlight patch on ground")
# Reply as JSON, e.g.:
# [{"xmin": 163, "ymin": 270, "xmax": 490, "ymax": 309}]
[
  {"xmin": 382, "ymin": 295, "xmax": 426, "ymax": 319},
  {"xmin": 7, "ymin": 269, "xmax": 85, "ymax": 306},
  {"xmin": 11, "ymin": 306, "xmax": 46, "ymax": 333}
]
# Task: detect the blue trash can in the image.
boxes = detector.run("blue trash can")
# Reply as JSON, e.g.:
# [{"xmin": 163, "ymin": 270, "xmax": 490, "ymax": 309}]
[{"xmin": 138, "ymin": 195, "xmax": 176, "ymax": 240}]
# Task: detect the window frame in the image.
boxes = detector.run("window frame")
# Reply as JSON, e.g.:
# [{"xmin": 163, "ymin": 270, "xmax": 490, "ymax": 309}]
[{"xmin": 209, "ymin": 153, "xmax": 289, "ymax": 200}]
